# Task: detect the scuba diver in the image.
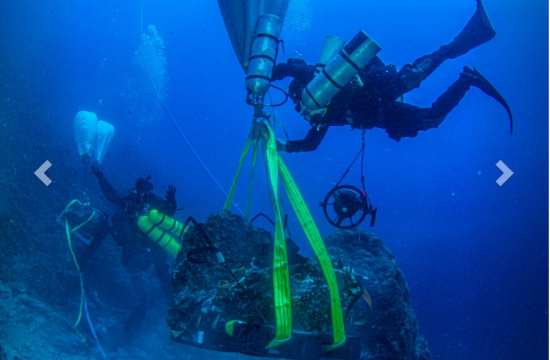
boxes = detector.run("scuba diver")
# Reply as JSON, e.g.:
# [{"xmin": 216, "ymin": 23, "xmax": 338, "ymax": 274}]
[
  {"xmin": 273, "ymin": 0, "xmax": 513, "ymax": 153},
  {"xmin": 86, "ymin": 165, "xmax": 177, "ymax": 344}
]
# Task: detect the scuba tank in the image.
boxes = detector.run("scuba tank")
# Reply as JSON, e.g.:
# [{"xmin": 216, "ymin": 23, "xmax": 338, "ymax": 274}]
[
  {"xmin": 314, "ymin": 35, "xmax": 345, "ymax": 76},
  {"xmin": 137, "ymin": 210, "xmax": 183, "ymax": 257},
  {"xmin": 302, "ymin": 30, "xmax": 381, "ymax": 111},
  {"xmin": 245, "ymin": 14, "xmax": 283, "ymax": 103}
]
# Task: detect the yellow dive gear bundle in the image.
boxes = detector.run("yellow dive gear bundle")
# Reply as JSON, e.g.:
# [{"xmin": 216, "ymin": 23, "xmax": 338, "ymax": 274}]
[{"xmin": 137, "ymin": 210, "xmax": 183, "ymax": 257}]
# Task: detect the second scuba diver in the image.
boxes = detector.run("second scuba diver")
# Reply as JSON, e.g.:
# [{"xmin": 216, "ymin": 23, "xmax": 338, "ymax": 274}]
[{"xmin": 85, "ymin": 165, "xmax": 177, "ymax": 344}]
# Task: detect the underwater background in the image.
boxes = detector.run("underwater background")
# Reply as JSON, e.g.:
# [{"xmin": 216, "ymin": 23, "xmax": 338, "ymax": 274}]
[{"xmin": 0, "ymin": 0, "xmax": 547, "ymax": 359}]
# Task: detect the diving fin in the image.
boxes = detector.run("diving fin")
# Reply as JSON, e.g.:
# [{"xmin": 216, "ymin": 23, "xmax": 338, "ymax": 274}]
[
  {"xmin": 462, "ymin": 66, "xmax": 513, "ymax": 134},
  {"xmin": 451, "ymin": 0, "xmax": 496, "ymax": 56},
  {"xmin": 411, "ymin": 0, "xmax": 497, "ymax": 81}
]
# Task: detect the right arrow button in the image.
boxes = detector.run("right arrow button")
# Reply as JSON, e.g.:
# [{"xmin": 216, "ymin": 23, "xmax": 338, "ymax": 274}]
[{"xmin": 496, "ymin": 160, "xmax": 513, "ymax": 186}]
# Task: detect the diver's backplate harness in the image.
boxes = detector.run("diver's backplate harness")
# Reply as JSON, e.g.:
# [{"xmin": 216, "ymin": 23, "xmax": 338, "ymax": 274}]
[
  {"xmin": 301, "ymin": 31, "xmax": 380, "ymax": 112},
  {"xmin": 122, "ymin": 175, "xmax": 154, "ymax": 222},
  {"xmin": 126, "ymin": 189, "xmax": 151, "ymax": 222}
]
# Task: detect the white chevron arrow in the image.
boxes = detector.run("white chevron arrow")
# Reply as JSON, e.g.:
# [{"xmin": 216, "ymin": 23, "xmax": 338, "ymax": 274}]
[
  {"xmin": 35, "ymin": 160, "xmax": 52, "ymax": 186},
  {"xmin": 496, "ymin": 160, "xmax": 513, "ymax": 186}
]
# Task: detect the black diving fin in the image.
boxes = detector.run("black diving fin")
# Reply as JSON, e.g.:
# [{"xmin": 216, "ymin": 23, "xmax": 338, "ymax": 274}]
[
  {"xmin": 463, "ymin": 66, "xmax": 513, "ymax": 134},
  {"xmin": 451, "ymin": 0, "xmax": 496, "ymax": 57}
]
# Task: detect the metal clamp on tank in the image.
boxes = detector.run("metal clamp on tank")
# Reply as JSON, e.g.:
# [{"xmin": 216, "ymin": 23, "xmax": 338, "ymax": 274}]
[
  {"xmin": 245, "ymin": 14, "xmax": 283, "ymax": 114},
  {"xmin": 302, "ymin": 30, "xmax": 381, "ymax": 112}
]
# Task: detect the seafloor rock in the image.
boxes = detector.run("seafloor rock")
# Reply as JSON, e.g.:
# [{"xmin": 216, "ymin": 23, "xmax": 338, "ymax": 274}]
[
  {"xmin": 168, "ymin": 212, "xmax": 431, "ymax": 360},
  {"xmin": 0, "ymin": 343, "xmax": 7, "ymax": 360},
  {"xmin": 168, "ymin": 212, "xmax": 363, "ymax": 334},
  {"xmin": 325, "ymin": 229, "xmax": 432, "ymax": 360}
]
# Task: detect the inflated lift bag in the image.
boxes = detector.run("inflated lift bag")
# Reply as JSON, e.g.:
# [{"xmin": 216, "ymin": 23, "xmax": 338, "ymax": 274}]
[
  {"xmin": 94, "ymin": 120, "xmax": 115, "ymax": 164},
  {"xmin": 217, "ymin": 0, "xmax": 289, "ymax": 71},
  {"xmin": 74, "ymin": 111, "xmax": 98, "ymax": 158}
]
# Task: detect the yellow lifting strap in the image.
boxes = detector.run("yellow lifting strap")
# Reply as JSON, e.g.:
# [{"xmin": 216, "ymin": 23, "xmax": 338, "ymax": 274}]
[
  {"xmin": 244, "ymin": 139, "xmax": 260, "ymax": 222},
  {"xmin": 278, "ymin": 157, "xmax": 346, "ymax": 350},
  {"xmin": 223, "ymin": 126, "xmax": 262, "ymax": 223},
  {"xmin": 224, "ymin": 120, "xmax": 346, "ymax": 350},
  {"xmin": 223, "ymin": 133, "xmax": 253, "ymax": 214},
  {"xmin": 263, "ymin": 126, "xmax": 293, "ymax": 348},
  {"xmin": 225, "ymin": 123, "xmax": 292, "ymax": 347},
  {"xmin": 136, "ymin": 210, "xmax": 183, "ymax": 257}
]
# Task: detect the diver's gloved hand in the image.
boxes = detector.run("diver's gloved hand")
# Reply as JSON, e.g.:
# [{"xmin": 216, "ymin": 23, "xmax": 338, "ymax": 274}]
[
  {"xmin": 299, "ymin": 104, "xmax": 326, "ymax": 122},
  {"xmin": 276, "ymin": 138, "xmax": 287, "ymax": 152},
  {"xmin": 166, "ymin": 185, "xmax": 177, "ymax": 201},
  {"xmin": 272, "ymin": 63, "xmax": 291, "ymax": 81},
  {"xmin": 272, "ymin": 58, "xmax": 311, "ymax": 81},
  {"xmin": 91, "ymin": 163, "xmax": 103, "ymax": 178}
]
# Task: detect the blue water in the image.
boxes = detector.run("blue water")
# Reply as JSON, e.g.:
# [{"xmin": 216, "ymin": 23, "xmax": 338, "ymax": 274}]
[{"xmin": 1, "ymin": 0, "xmax": 547, "ymax": 359}]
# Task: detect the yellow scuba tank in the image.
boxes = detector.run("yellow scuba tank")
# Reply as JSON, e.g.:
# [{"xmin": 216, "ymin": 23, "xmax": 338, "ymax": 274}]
[
  {"xmin": 301, "ymin": 30, "xmax": 381, "ymax": 111},
  {"xmin": 137, "ymin": 210, "xmax": 184, "ymax": 257}
]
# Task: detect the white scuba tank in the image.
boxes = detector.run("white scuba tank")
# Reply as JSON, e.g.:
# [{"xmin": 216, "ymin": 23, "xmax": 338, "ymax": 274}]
[
  {"xmin": 302, "ymin": 31, "xmax": 381, "ymax": 111},
  {"xmin": 245, "ymin": 14, "xmax": 283, "ymax": 101},
  {"xmin": 314, "ymin": 35, "xmax": 346, "ymax": 76}
]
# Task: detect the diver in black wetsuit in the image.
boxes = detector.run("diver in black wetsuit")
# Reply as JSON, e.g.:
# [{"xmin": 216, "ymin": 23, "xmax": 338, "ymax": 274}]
[
  {"xmin": 82, "ymin": 165, "xmax": 177, "ymax": 343},
  {"xmin": 273, "ymin": 0, "xmax": 513, "ymax": 153}
]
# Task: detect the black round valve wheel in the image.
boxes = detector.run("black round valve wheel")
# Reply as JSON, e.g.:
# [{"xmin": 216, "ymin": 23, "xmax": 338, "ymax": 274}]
[{"xmin": 320, "ymin": 185, "xmax": 368, "ymax": 229}]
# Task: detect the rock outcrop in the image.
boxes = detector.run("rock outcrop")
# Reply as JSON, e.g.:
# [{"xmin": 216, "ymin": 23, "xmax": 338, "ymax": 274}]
[
  {"xmin": 325, "ymin": 229, "xmax": 432, "ymax": 360},
  {"xmin": 168, "ymin": 212, "xmax": 363, "ymax": 334},
  {"xmin": 168, "ymin": 212, "xmax": 432, "ymax": 360}
]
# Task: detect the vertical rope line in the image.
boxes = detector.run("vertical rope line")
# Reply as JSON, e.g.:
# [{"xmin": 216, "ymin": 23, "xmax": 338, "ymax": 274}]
[{"xmin": 140, "ymin": 48, "xmax": 243, "ymax": 215}]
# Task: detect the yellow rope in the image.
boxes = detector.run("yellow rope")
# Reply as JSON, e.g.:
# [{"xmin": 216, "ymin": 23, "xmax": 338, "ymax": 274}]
[
  {"xmin": 64, "ymin": 199, "xmax": 94, "ymax": 342},
  {"xmin": 71, "ymin": 211, "xmax": 96, "ymax": 233}
]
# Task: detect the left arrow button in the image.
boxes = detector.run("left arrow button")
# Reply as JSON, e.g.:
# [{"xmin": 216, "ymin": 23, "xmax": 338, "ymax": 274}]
[{"xmin": 35, "ymin": 160, "xmax": 53, "ymax": 186}]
